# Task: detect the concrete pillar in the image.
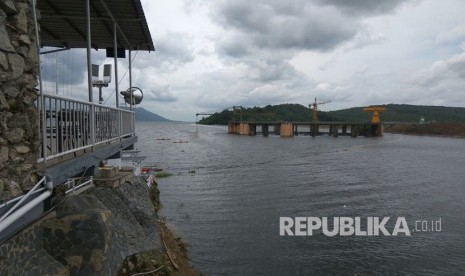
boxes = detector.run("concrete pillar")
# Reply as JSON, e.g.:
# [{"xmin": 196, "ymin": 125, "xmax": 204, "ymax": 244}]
[
  {"xmin": 228, "ymin": 123, "xmax": 240, "ymax": 134},
  {"xmin": 250, "ymin": 124, "xmax": 256, "ymax": 136},
  {"xmin": 342, "ymin": 125, "xmax": 347, "ymax": 135},
  {"xmin": 378, "ymin": 124, "xmax": 384, "ymax": 136},
  {"xmin": 239, "ymin": 123, "xmax": 250, "ymax": 135},
  {"xmin": 333, "ymin": 125, "xmax": 339, "ymax": 137},
  {"xmin": 369, "ymin": 124, "xmax": 384, "ymax": 137},
  {"xmin": 294, "ymin": 124, "xmax": 298, "ymax": 136},
  {"xmin": 263, "ymin": 124, "xmax": 269, "ymax": 137},
  {"xmin": 228, "ymin": 122, "xmax": 233, "ymax": 134},
  {"xmin": 311, "ymin": 124, "xmax": 320, "ymax": 137},
  {"xmin": 280, "ymin": 123, "xmax": 294, "ymax": 138},
  {"xmin": 351, "ymin": 125, "xmax": 359, "ymax": 137},
  {"xmin": 274, "ymin": 124, "xmax": 281, "ymax": 135}
]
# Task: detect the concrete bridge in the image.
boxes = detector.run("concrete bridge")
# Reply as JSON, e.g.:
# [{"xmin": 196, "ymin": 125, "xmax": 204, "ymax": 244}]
[{"xmin": 228, "ymin": 121, "xmax": 384, "ymax": 137}]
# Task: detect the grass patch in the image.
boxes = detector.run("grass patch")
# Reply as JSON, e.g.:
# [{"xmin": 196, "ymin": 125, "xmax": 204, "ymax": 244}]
[{"xmin": 155, "ymin": 171, "xmax": 173, "ymax": 178}]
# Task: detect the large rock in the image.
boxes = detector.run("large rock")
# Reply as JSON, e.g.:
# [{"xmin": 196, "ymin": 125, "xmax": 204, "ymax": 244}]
[
  {"xmin": 8, "ymin": 54, "xmax": 25, "ymax": 80},
  {"xmin": 0, "ymin": 51, "xmax": 8, "ymax": 70},
  {"xmin": 0, "ymin": 93, "xmax": 10, "ymax": 111},
  {"xmin": 0, "ymin": 178, "xmax": 164, "ymax": 275},
  {"xmin": 0, "ymin": 145, "xmax": 8, "ymax": 169},
  {"xmin": 0, "ymin": 179, "xmax": 23, "ymax": 200},
  {"xmin": 41, "ymin": 199, "xmax": 113, "ymax": 274},
  {"xmin": 0, "ymin": 10, "xmax": 14, "ymax": 52},
  {"xmin": 5, "ymin": 128, "xmax": 25, "ymax": 144},
  {"xmin": 0, "ymin": 0, "xmax": 17, "ymax": 15},
  {"xmin": 11, "ymin": 6, "xmax": 28, "ymax": 34}
]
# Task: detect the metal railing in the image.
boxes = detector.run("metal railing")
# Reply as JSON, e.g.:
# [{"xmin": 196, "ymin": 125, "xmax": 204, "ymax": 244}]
[
  {"xmin": 36, "ymin": 93, "xmax": 135, "ymax": 163},
  {"xmin": 64, "ymin": 177, "xmax": 94, "ymax": 195},
  {"xmin": 0, "ymin": 176, "xmax": 51, "ymax": 234},
  {"xmin": 0, "ymin": 176, "xmax": 94, "ymax": 238}
]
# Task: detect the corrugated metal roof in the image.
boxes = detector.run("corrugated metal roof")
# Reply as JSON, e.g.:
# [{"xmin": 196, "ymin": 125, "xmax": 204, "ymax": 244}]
[{"xmin": 37, "ymin": 0, "xmax": 155, "ymax": 51}]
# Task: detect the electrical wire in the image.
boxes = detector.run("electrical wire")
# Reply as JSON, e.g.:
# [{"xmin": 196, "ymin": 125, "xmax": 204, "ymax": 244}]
[{"xmin": 103, "ymin": 50, "xmax": 140, "ymax": 105}]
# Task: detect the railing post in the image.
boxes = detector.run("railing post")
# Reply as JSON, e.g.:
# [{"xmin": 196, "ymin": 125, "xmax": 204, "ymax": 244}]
[
  {"xmin": 90, "ymin": 104, "xmax": 95, "ymax": 145},
  {"xmin": 129, "ymin": 50, "xmax": 133, "ymax": 111},
  {"xmin": 32, "ymin": 0, "xmax": 47, "ymax": 163},
  {"xmin": 114, "ymin": 22, "xmax": 119, "ymax": 108},
  {"xmin": 119, "ymin": 109, "xmax": 122, "ymax": 138}
]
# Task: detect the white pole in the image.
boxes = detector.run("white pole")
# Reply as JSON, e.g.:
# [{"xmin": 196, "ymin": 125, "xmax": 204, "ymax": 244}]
[
  {"xmin": 129, "ymin": 50, "xmax": 133, "ymax": 111},
  {"xmin": 86, "ymin": 0, "xmax": 95, "ymax": 145},
  {"xmin": 0, "ymin": 191, "xmax": 51, "ymax": 233},
  {"xmin": 114, "ymin": 22, "xmax": 119, "ymax": 108}
]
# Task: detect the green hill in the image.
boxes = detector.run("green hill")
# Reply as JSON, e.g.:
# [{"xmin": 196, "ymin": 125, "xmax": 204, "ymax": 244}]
[
  {"xmin": 198, "ymin": 104, "xmax": 465, "ymax": 125},
  {"xmin": 129, "ymin": 107, "xmax": 172, "ymax": 122}
]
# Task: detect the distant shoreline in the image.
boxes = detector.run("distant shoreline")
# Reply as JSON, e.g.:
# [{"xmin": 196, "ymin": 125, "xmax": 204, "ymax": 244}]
[{"xmin": 384, "ymin": 123, "xmax": 465, "ymax": 138}]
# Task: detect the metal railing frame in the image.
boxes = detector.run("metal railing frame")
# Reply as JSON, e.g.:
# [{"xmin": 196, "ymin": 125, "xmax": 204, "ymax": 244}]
[
  {"xmin": 64, "ymin": 177, "xmax": 94, "ymax": 195},
  {"xmin": 0, "ymin": 176, "xmax": 51, "ymax": 234},
  {"xmin": 37, "ymin": 93, "xmax": 135, "ymax": 164}
]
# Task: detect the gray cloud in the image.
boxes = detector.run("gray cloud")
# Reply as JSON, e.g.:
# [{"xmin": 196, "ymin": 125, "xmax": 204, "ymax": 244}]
[
  {"xmin": 40, "ymin": 48, "xmax": 106, "ymax": 85},
  {"xmin": 214, "ymin": 1, "xmax": 358, "ymax": 52},
  {"xmin": 413, "ymin": 52, "xmax": 465, "ymax": 87},
  {"xmin": 145, "ymin": 85, "xmax": 178, "ymax": 102},
  {"xmin": 153, "ymin": 32, "xmax": 195, "ymax": 70},
  {"xmin": 210, "ymin": 0, "xmax": 401, "ymax": 90},
  {"xmin": 217, "ymin": 34, "xmax": 251, "ymax": 58},
  {"xmin": 314, "ymin": 0, "xmax": 410, "ymax": 16}
]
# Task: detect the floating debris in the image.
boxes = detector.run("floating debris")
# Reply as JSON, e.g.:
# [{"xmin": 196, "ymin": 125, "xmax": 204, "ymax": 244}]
[
  {"xmin": 173, "ymin": 140, "xmax": 189, "ymax": 144},
  {"xmin": 155, "ymin": 172, "xmax": 173, "ymax": 178}
]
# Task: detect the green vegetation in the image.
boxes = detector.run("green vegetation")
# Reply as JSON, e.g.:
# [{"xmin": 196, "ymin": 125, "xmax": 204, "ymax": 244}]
[
  {"xmin": 155, "ymin": 171, "xmax": 173, "ymax": 178},
  {"xmin": 198, "ymin": 104, "xmax": 465, "ymax": 125},
  {"xmin": 199, "ymin": 104, "xmax": 335, "ymax": 124}
]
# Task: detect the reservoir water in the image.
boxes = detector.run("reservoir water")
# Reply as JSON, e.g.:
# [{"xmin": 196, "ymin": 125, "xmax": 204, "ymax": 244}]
[{"xmin": 137, "ymin": 122, "xmax": 465, "ymax": 276}]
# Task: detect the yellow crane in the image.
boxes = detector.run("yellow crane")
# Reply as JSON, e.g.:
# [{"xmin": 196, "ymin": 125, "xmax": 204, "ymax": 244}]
[
  {"xmin": 310, "ymin": 97, "xmax": 331, "ymax": 123},
  {"xmin": 363, "ymin": 106, "xmax": 386, "ymax": 124}
]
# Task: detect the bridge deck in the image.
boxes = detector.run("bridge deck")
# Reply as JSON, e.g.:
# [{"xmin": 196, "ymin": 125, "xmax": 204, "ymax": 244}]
[{"xmin": 228, "ymin": 121, "xmax": 384, "ymax": 137}]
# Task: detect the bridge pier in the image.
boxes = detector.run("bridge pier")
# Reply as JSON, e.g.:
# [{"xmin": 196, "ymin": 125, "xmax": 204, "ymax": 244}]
[
  {"xmin": 311, "ymin": 124, "xmax": 319, "ymax": 137},
  {"xmin": 263, "ymin": 124, "xmax": 269, "ymax": 137},
  {"xmin": 228, "ymin": 122, "xmax": 238, "ymax": 134},
  {"xmin": 250, "ymin": 124, "xmax": 257, "ymax": 136},
  {"xmin": 351, "ymin": 125, "xmax": 359, "ymax": 137},
  {"xmin": 239, "ymin": 122, "xmax": 250, "ymax": 135},
  {"xmin": 227, "ymin": 121, "xmax": 383, "ymax": 137},
  {"xmin": 333, "ymin": 125, "xmax": 339, "ymax": 137},
  {"xmin": 280, "ymin": 123, "xmax": 294, "ymax": 138}
]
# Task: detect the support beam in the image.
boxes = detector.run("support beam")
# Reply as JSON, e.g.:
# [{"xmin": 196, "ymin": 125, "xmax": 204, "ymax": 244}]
[
  {"xmin": 114, "ymin": 22, "xmax": 119, "ymax": 108},
  {"xmin": 129, "ymin": 50, "xmax": 133, "ymax": 111},
  {"xmin": 86, "ymin": 0, "xmax": 95, "ymax": 145},
  {"xmin": 98, "ymin": 0, "xmax": 131, "ymax": 47},
  {"xmin": 44, "ymin": 0, "xmax": 99, "ymax": 49}
]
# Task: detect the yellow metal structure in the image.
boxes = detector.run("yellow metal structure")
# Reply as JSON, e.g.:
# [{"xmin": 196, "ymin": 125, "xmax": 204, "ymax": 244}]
[
  {"xmin": 310, "ymin": 97, "xmax": 331, "ymax": 123},
  {"xmin": 363, "ymin": 106, "xmax": 386, "ymax": 124}
]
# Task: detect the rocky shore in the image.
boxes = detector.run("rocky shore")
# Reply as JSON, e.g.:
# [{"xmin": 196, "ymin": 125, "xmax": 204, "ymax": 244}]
[{"xmin": 0, "ymin": 176, "xmax": 200, "ymax": 275}]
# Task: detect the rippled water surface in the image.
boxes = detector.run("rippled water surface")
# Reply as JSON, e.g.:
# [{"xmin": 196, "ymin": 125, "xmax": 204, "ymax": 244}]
[{"xmin": 136, "ymin": 122, "xmax": 465, "ymax": 276}]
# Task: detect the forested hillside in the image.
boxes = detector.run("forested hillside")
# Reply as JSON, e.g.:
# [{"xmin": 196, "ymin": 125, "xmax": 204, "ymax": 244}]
[{"xmin": 198, "ymin": 104, "xmax": 465, "ymax": 125}]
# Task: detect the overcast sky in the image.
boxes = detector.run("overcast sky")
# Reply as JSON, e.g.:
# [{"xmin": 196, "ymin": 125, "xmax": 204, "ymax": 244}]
[{"xmin": 41, "ymin": 0, "xmax": 465, "ymax": 121}]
